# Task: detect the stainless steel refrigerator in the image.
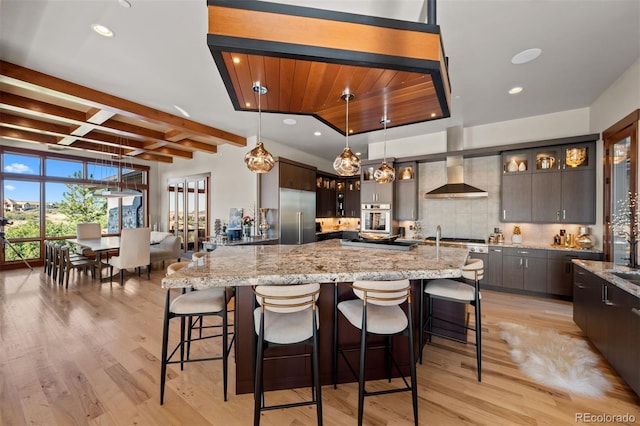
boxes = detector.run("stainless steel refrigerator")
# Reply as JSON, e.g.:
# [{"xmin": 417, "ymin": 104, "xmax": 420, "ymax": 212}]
[{"xmin": 279, "ymin": 188, "xmax": 316, "ymax": 244}]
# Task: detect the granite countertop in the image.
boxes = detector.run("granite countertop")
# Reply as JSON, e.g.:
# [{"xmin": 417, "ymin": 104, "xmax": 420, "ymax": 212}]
[
  {"xmin": 489, "ymin": 242, "xmax": 603, "ymax": 253},
  {"xmin": 222, "ymin": 236, "xmax": 279, "ymax": 246},
  {"xmin": 572, "ymin": 259, "xmax": 640, "ymax": 298},
  {"xmin": 162, "ymin": 239, "xmax": 468, "ymax": 289},
  {"xmin": 315, "ymin": 229, "xmax": 359, "ymax": 235}
]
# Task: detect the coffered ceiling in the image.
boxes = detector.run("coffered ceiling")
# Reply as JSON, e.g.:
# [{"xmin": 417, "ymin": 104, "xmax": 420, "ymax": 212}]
[{"xmin": 0, "ymin": 61, "xmax": 245, "ymax": 163}]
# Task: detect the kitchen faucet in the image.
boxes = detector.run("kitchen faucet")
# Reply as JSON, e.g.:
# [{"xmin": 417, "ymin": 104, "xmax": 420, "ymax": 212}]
[{"xmin": 436, "ymin": 225, "xmax": 441, "ymax": 260}]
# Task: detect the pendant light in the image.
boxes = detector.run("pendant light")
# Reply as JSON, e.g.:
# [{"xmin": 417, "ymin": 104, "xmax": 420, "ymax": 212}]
[
  {"xmin": 333, "ymin": 90, "xmax": 361, "ymax": 176},
  {"xmin": 244, "ymin": 82, "xmax": 275, "ymax": 173},
  {"xmin": 373, "ymin": 116, "xmax": 395, "ymax": 183}
]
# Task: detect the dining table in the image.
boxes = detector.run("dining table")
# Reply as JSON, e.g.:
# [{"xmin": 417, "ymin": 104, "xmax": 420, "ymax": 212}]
[{"xmin": 67, "ymin": 236, "xmax": 121, "ymax": 280}]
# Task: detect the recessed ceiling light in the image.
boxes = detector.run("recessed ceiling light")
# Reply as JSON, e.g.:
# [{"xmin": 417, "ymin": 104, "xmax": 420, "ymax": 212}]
[
  {"xmin": 283, "ymin": 118, "xmax": 297, "ymax": 125},
  {"xmin": 511, "ymin": 48, "xmax": 542, "ymax": 65},
  {"xmin": 173, "ymin": 105, "xmax": 190, "ymax": 118},
  {"xmin": 430, "ymin": 112, "xmax": 436, "ymax": 118},
  {"xmin": 91, "ymin": 23, "xmax": 114, "ymax": 37},
  {"xmin": 509, "ymin": 86, "xmax": 523, "ymax": 95},
  {"xmin": 118, "ymin": 0, "xmax": 131, "ymax": 8},
  {"xmin": 245, "ymin": 102, "xmax": 251, "ymax": 107},
  {"xmin": 313, "ymin": 131, "xmax": 321, "ymax": 136},
  {"xmin": 233, "ymin": 57, "xmax": 240, "ymax": 64}
]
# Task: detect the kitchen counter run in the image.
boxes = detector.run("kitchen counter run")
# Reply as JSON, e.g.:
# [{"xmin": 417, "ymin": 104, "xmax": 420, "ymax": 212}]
[
  {"xmin": 162, "ymin": 239, "xmax": 467, "ymax": 289},
  {"xmin": 572, "ymin": 259, "xmax": 640, "ymax": 297}
]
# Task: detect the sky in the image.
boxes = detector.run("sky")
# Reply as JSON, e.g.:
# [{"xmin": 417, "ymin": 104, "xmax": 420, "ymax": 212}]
[{"xmin": 2, "ymin": 152, "xmax": 118, "ymax": 203}]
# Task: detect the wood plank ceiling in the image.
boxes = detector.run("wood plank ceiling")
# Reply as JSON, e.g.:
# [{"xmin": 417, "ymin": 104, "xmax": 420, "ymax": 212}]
[
  {"xmin": 0, "ymin": 61, "xmax": 246, "ymax": 163},
  {"xmin": 207, "ymin": 1, "xmax": 451, "ymax": 136}
]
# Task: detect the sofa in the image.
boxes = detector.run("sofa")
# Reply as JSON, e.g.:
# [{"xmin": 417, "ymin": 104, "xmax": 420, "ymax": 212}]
[{"xmin": 149, "ymin": 231, "xmax": 181, "ymax": 268}]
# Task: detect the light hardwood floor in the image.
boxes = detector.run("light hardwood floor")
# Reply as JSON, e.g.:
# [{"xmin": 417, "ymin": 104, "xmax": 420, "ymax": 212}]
[{"xmin": 1, "ymin": 266, "xmax": 638, "ymax": 425}]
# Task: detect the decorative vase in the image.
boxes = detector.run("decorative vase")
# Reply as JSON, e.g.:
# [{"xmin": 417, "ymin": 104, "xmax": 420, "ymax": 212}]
[
  {"xmin": 259, "ymin": 208, "xmax": 270, "ymax": 238},
  {"xmin": 243, "ymin": 226, "xmax": 252, "ymax": 239},
  {"xmin": 575, "ymin": 226, "xmax": 595, "ymax": 249}
]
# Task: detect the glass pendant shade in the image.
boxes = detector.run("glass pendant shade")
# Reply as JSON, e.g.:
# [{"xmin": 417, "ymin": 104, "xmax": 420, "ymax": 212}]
[
  {"xmin": 245, "ymin": 142, "xmax": 275, "ymax": 173},
  {"xmin": 245, "ymin": 82, "xmax": 275, "ymax": 173},
  {"xmin": 334, "ymin": 147, "xmax": 361, "ymax": 176},
  {"xmin": 333, "ymin": 90, "xmax": 360, "ymax": 176},
  {"xmin": 374, "ymin": 116, "xmax": 395, "ymax": 183},
  {"xmin": 374, "ymin": 161, "xmax": 395, "ymax": 183}
]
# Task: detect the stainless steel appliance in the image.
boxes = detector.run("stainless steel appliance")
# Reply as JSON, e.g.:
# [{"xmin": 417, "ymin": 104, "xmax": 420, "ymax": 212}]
[
  {"xmin": 361, "ymin": 203, "xmax": 391, "ymax": 235},
  {"xmin": 279, "ymin": 188, "xmax": 316, "ymax": 244}
]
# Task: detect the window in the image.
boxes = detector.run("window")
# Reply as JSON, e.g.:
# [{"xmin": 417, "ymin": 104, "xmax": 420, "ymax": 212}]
[
  {"xmin": 0, "ymin": 147, "xmax": 149, "ymax": 268},
  {"xmin": 603, "ymin": 110, "xmax": 639, "ymax": 264}
]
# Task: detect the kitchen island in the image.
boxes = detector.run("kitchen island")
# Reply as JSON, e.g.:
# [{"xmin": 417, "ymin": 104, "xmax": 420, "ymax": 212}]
[{"xmin": 162, "ymin": 239, "xmax": 469, "ymax": 393}]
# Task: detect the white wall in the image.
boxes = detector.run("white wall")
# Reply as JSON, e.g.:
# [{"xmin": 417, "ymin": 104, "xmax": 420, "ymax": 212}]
[
  {"xmin": 154, "ymin": 136, "xmax": 332, "ymax": 233},
  {"xmin": 589, "ymin": 58, "xmax": 640, "ymax": 133}
]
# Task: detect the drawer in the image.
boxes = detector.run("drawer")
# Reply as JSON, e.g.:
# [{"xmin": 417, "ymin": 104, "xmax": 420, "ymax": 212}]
[
  {"xmin": 547, "ymin": 249, "xmax": 602, "ymax": 261},
  {"xmin": 502, "ymin": 247, "xmax": 547, "ymax": 258}
]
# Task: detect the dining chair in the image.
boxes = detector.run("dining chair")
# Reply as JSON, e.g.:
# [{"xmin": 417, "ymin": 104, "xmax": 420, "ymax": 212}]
[
  {"xmin": 160, "ymin": 261, "xmax": 235, "ymax": 404},
  {"xmin": 59, "ymin": 246, "xmax": 96, "ymax": 288},
  {"xmin": 108, "ymin": 227, "xmax": 151, "ymax": 285},
  {"xmin": 252, "ymin": 283, "xmax": 322, "ymax": 426},
  {"xmin": 419, "ymin": 258, "xmax": 484, "ymax": 381},
  {"xmin": 75, "ymin": 222, "xmax": 101, "ymax": 256},
  {"xmin": 333, "ymin": 279, "xmax": 417, "ymax": 426}
]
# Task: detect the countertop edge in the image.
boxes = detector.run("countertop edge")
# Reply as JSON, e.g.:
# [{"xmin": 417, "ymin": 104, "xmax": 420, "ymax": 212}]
[{"xmin": 572, "ymin": 259, "xmax": 640, "ymax": 298}]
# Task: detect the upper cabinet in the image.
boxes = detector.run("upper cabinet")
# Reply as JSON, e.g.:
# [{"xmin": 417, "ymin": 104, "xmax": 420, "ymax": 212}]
[
  {"xmin": 316, "ymin": 173, "xmax": 337, "ymax": 218},
  {"xmin": 395, "ymin": 161, "xmax": 418, "ymax": 221},
  {"xmin": 360, "ymin": 160, "xmax": 394, "ymax": 204},
  {"xmin": 501, "ymin": 142, "xmax": 596, "ymax": 224},
  {"xmin": 279, "ymin": 160, "xmax": 316, "ymax": 191},
  {"xmin": 344, "ymin": 178, "xmax": 361, "ymax": 218}
]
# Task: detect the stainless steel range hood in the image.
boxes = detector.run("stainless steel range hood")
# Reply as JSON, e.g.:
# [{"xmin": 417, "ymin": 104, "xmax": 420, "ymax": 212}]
[{"xmin": 424, "ymin": 126, "xmax": 488, "ymax": 199}]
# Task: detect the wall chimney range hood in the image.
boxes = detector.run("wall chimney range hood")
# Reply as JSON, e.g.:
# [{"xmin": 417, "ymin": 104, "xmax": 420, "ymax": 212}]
[{"xmin": 424, "ymin": 126, "xmax": 488, "ymax": 199}]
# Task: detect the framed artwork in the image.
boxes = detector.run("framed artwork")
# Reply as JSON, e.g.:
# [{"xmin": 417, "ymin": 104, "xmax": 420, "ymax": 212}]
[{"xmin": 228, "ymin": 208, "xmax": 243, "ymax": 230}]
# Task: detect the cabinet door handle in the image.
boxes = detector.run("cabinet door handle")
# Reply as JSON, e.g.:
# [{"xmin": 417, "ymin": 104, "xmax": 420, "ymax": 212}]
[
  {"xmin": 632, "ymin": 308, "xmax": 640, "ymax": 317},
  {"xmin": 525, "ymin": 258, "xmax": 529, "ymax": 268},
  {"xmin": 562, "ymin": 210, "xmax": 566, "ymax": 220},
  {"xmin": 575, "ymin": 283, "xmax": 586, "ymax": 289},
  {"xmin": 556, "ymin": 210, "xmax": 560, "ymax": 221},
  {"xmin": 519, "ymin": 258, "xmax": 523, "ymax": 267},
  {"xmin": 518, "ymin": 250, "xmax": 529, "ymax": 254},
  {"xmin": 503, "ymin": 210, "xmax": 506, "ymax": 220},
  {"xmin": 493, "ymin": 249, "xmax": 502, "ymax": 253}
]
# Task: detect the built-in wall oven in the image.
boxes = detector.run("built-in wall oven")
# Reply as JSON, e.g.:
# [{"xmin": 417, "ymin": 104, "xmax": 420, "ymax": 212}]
[{"xmin": 361, "ymin": 203, "xmax": 391, "ymax": 234}]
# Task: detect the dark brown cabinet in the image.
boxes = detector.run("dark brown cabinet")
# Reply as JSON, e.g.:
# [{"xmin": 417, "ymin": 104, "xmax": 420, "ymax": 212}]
[
  {"xmin": 279, "ymin": 160, "xmax": 316, "ymax": 191},
  {"xmin": 501, "ymin": 173, "xmax": 532, "ymax": 222},
  {"xmin": 502, "ymin": 247, "xmax": 547, "ymax": 292},
  {"xmin": 344, "ymin": 178, "xmax": 360, "ymax": 218},
  {"xmin": 573, "ymin": 265, "xmax": 640, "ymax": 396},
  {"xmin": 361, "ymin": 159, "xmax": 394, "ymax": 204},
  {"xmin": 487, "ymin": 247, "xmax": 504, "ymax": 287},
  {"xmin": 547, "ymin": 250, "xmax": 601, "ymax": 296},
  {"xmin": 394, "ymin": 161, "xmax": 418, "ymax": 221},
  {"xmin": 316, "ymin": 173, "xmax": 337, "ymax": 218},
  {"xmin": 504, "ymin": 142, "xmax": 595, "ymax": 224},
  {"xmin": 531, "ymin": 168, "xmax": 595, "ymax": 224}
]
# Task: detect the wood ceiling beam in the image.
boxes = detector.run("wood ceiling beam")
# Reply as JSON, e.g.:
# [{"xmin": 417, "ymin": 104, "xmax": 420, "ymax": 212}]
[
  {"xmin": 177, "ymin": 139, "xmax": 218, "ymax": 153},
  {"xmin": 0, "ymin": 127, "xmax": 61, "ymax": 144},
  {"xmin": 1, "ymin": 61, "xmax": 246, "ymax": 147},
  {"xmin": 0, "ymin": 112, "xmax": 74, "ymax": 135}
]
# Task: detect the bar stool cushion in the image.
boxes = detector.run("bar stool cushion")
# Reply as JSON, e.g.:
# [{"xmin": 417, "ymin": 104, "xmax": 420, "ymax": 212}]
[
  {"xmin": 338, "ymin": 301, "xmax": 407, "ymax": 335},
  {"xmin": 166, "ymin": 262, "xmax": 187, "ymax": 276},
  {"xmin": 425, "ymin": 280, "xmax": 476, "ymax": 302},
  {"xmin": 170, "ymin": 288, "xmax": 226, "ymax": 315},
  {"xmin": 253, "ymin": 307, "xmax": 319, "ymax": 344}
]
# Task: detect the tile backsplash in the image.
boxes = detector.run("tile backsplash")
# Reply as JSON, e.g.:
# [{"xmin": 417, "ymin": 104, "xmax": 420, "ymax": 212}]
[{"xmin": 413, "ymin": 155, "xmax": 599, "ymax": 247}]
